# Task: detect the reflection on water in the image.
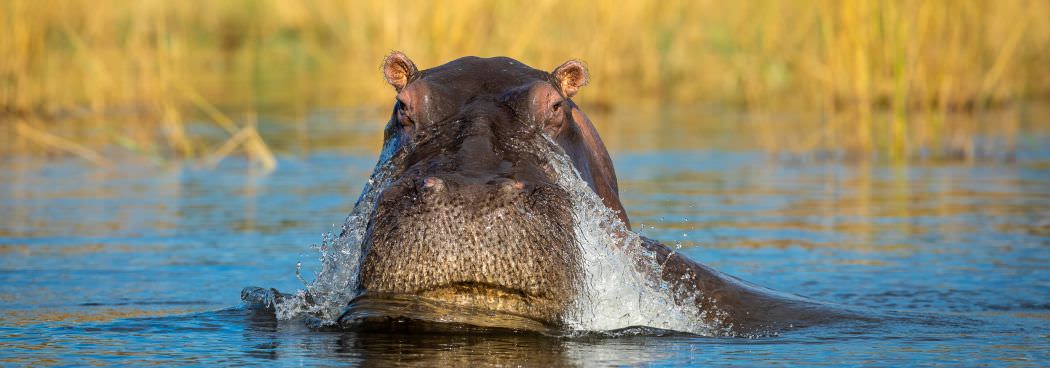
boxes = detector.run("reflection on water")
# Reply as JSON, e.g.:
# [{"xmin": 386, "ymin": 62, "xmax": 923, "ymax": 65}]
[{"xmin": 0, "ymin": 112, "xmax": 1048, "ymax": 365}]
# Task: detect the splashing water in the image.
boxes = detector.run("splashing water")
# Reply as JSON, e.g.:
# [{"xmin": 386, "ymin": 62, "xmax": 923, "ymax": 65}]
[
  {"xmin": 272, "ymin": 167, "xmax": 392, "ymax": 324},
  {"xmin": 539, "ymin": 141, "xmax": 728, "ymax": 335},
  {"xmin": 268, "ymin": 136, "xmax": 725, "ymax": 335},
  {"xmin": 271, "ymin": 138, "xmax": 403, "ymax": 325}
]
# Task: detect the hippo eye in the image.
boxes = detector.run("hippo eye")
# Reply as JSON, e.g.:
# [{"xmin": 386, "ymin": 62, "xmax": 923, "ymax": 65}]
[
  {"xmin": 542, "ymin": 100, "xmax": 567, "ymax": 136},
  {"xmin": 396, "ymin": 101, "xmax": 414, "ymax": 127}
]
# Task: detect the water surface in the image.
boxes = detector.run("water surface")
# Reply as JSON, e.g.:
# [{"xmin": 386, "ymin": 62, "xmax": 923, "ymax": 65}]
[{"xmin": 1, "ymin": 112, "xmax": 1048, "ymax": 366}]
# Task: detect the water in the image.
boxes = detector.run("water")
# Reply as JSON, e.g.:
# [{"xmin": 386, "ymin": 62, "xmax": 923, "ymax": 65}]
[{"xmin": 1, "ymin": 114, "xmax": 1048, "ymax": 365}]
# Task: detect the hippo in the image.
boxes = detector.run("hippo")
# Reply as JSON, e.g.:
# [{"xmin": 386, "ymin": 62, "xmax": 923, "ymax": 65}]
[{"xmin": 249, "ymin": 52, "xmax": 858, "ymax": 336}]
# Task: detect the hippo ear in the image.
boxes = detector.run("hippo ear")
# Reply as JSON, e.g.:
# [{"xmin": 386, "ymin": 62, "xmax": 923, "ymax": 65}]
[
  {"xmin": 383, "ymin": 51, "xmax": 418, "ymax": 92},
  {"xmin": 552, "ymin": 60, "xmax": 589, "ymax": 98}
]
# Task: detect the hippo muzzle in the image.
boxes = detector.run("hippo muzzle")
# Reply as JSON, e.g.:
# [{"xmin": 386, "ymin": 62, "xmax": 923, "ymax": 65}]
[
  {"xmin": 359, "ymin": 113, "xmax": 580, "ymax": 329},
  {"xmin": 350, "ymin": 167, "xmax": 577, "ymax": 331}
]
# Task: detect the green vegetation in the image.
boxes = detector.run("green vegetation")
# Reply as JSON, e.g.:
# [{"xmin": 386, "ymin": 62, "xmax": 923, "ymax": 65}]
[{"xmin": 2, "ymin": 0, "xmax": 1047, "ymax": 166}]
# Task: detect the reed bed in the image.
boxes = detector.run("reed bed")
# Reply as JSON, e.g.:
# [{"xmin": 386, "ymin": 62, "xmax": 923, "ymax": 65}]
[{"xmin": 1, "ymin": 0, "xmax": 1047, "ymax": 165}]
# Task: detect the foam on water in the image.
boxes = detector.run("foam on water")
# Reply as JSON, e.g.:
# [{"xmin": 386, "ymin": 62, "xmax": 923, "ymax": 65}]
[{"xmin": 270, "ymin": 136, "xmax": 725, "ymax": 335}]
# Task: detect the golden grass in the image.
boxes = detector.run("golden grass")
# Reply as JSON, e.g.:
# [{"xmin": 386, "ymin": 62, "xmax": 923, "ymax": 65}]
[{"xmin": 1, "ymin": 0, "xmax": 1047, "ymax": 164}]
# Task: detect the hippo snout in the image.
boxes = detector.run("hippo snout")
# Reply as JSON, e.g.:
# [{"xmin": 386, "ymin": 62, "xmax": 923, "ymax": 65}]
[{"xmin": 357, "ymin": 169, "xmax": 578, "ymax": 328}]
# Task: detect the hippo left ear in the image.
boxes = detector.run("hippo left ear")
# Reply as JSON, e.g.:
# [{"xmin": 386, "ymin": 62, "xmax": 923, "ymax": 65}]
[
  {"xmin": 383, "ymin": 51, "xmax": 418, "ymax": 93},
  {"xmin": 552, "ymin": 60, "xmax": 589, "ymax": 99}
]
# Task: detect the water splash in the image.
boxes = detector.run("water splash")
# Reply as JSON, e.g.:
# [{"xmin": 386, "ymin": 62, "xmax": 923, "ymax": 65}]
[
  {"xmin": 538, "ymin": 141, "xmax": 728, "ymax": 335},
  {"xmin": 270, "ymin": 142, "xmax": 402, "ymax": 325}
]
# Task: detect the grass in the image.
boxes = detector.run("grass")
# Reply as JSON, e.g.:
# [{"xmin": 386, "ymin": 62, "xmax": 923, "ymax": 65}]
[{"xmin": 1, "ymin": 0, "xmax": 1047, "ymax": 166}]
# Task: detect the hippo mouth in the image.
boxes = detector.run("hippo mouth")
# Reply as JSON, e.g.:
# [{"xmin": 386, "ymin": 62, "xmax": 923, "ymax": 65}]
[{"xmin": 337, "ymin": 283, "xmax": 561, "ymax": 333}]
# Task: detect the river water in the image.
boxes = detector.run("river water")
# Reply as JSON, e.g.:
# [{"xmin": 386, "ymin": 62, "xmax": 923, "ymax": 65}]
[{"xmin": 1, "ymin": 111, "xmax": 1048, "ymax": 365}]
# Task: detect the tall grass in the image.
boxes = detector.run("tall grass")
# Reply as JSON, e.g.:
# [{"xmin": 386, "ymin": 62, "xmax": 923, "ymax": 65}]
[{"xmin": 1, "ymin": 0, "xmax": 1047, "ymax": 164}]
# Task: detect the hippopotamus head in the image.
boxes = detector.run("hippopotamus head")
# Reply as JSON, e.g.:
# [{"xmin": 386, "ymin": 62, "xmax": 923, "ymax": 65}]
[{"xmin": 344, "ymin": 52, "xmax": 628, "ymax": 332}]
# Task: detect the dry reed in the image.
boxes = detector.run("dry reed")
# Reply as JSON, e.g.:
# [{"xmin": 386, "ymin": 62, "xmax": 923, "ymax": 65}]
[{"xmin": 1, "ymin": 0, "xmax": 1046, "ymax": 164}]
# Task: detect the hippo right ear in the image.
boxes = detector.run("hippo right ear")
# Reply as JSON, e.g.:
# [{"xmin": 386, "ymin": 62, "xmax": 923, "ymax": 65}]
[{"xmin": 383, "ymin": 51, "xmax": 418, "ymax": 93}]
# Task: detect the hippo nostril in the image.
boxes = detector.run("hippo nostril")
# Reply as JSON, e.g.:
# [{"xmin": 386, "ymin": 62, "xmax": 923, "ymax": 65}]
[
  {"xmin": 499, "ymin": 180, "xmax": 526, "ymax": 194},
  {"xmin": 421, "ymin": 177, "xmax": 445, "ymax": 192}
]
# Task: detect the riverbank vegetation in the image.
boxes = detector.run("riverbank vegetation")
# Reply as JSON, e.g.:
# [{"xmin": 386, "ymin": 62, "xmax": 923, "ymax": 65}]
[{"xmin": 2, "ymin": 0, "xmax": 1047, "ymax": 166}]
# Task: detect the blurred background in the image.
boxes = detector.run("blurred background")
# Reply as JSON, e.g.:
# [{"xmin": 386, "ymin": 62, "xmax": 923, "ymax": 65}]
[{"xmin": 2, "ymin": 0, "xmax": 1048, "ymax": 166}]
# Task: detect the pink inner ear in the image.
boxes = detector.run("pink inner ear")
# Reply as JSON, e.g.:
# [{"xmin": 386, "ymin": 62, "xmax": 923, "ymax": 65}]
[
  {"xmin": 553, "ymin": 61, "xmax": 588, "ymax": 98},
  {"xmin": 384, "ymin": 53, "xmax": 417, "ymax": 91}
]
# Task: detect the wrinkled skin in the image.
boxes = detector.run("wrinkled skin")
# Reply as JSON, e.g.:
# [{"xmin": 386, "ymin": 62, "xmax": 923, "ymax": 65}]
[{"xmin": 338, "ymin": 52, "xmax": 855, "ymax": 334}]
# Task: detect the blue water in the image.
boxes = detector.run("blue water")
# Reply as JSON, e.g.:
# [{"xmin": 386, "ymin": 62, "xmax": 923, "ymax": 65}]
[{"xmin": 1, "ymin": 120, "xmax": 1048, "ymax": 365}]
